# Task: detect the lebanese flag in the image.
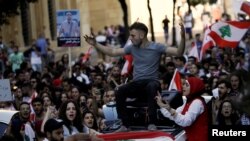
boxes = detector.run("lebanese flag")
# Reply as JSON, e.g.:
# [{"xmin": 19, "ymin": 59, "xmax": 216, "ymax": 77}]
[
  {"xmin": 121, "ymin": 55, "xmax": 133, "ymax": 76},
  {"xmin": 98, "ymin": 131, "xmax": 174, "ymax": 141},
  {"xmin": 82, "ymin": 47, "xmax": 93, "ymax": 63},
  {"xmin": 200, "ymin": 26, "xmax": 215, "ymax": 60},
  {"xmin": 168, "ymin": 69, "xmax": 182, "ymax": 91},
  {"xmin": 209, "ymin": 20, "xmax": 250, "ymax": 48},
  {"xmin": 241, "ymin": 1, "xmax": 250, "ymax": 16},
  {"xmin": 29, "ymin": 91, "xmax": 38, "ymax": 123},
  {"xmin": 121, "ymin": 40, "xmax": 133, "ymax": 76},
  {"xmin": 188, "ymin": 41, "xmax": 200, "ymax": 62}
]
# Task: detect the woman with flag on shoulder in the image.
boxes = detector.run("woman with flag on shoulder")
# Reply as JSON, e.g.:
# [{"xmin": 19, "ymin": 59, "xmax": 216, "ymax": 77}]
[{"xmin": 155, "ymin": 77, "xmax": 208, "ymax": 141}]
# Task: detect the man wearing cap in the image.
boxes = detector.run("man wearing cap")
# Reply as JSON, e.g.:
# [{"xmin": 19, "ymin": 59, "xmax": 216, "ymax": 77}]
[
  {"xmin": 43, "ymin": 118, "xmax": 103, "ymax": 141},
  {"xmin": 43, "ymin": 118, "xmax": 64, "ymax": 141}
]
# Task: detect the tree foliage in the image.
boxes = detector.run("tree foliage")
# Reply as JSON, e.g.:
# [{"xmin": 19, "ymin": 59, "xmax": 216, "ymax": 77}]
[
  {"xmin": 0, "ymin": 0, "xmax": 37, "ymax": 26},
  {"xmin": 118, "ymin": 0, "xmax": 129, "ymax": 39}
]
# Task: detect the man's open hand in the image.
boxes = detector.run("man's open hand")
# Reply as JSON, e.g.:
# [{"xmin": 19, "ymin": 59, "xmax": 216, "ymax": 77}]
[{"xmin": 84, "ymin": 34, "xmax": 96, "ymax": 46}]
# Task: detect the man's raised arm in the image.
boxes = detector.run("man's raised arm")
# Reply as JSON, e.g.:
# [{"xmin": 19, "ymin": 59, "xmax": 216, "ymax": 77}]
[
  {"xmin": 165, "ymin": 23, "xmax": 186, "ymax": 56},
  {"xmin": 84, "ymin": 34, "xmax": 125, "ymax": 57}
]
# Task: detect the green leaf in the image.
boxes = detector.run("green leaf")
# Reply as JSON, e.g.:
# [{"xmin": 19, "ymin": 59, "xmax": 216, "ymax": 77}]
[{"xmin": 219, "ymin": 25, "xmax": 231, "ymax": 38}]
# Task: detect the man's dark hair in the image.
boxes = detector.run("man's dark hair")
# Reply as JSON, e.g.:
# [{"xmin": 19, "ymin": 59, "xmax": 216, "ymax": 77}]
[
  {"xmin": 44, "ymin": 118, "xmax": 64, "ymax": 133},
  {"xmin": 166, "ymin": 61, "xmax": 175, "ymax": 68},
  {"xmin": 209, "ymin": 61, "xmax": 219, "ymax": 69},
  {"xmin": 195, "ymin": 33, "xmax": 201, "ymax": 37},
  {"xmin": 175, "ymin": 56, "xmax": 186, "ymax": 64},
  {"xmin": 129, "ymin": 22, "xmax": 148, "ymax": 35},
  {"xmin": 188, "ymin": 56, "xmax": 197, "ymax": 63},
  {"xmin": 21, "ymin": 81, "xmax": 32, "ymax": 88},
  {"xmin": 31, "ymin": 97, "xmax": 44, "ymax": 105},
  {"xmin": 20, "ymin": 101, "xmax": 30, "ymax": 108},
  {"xmin": 217, "ymin": 79, "xmax": 231, "ymax": 89}
]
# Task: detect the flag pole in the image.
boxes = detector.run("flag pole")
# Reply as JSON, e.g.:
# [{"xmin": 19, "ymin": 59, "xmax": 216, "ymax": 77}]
[
  {"xmin": 168, "ymin": 69, "xmax": 177, "ymax": 91},
  {"xmin": 68, "ymin": 47, "xmax": 72, "ymax": 78}
]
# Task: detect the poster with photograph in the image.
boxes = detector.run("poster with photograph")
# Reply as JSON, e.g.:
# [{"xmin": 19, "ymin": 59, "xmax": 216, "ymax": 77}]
[{"xmin": 57, "ymin": 10, "xmax": 81, "ymax": 47}]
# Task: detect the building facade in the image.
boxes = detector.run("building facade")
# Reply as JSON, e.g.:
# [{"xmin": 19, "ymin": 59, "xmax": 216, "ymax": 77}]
[{"xmin": 0, "ymin": 0, "xmax": 236, "ymax": 53}]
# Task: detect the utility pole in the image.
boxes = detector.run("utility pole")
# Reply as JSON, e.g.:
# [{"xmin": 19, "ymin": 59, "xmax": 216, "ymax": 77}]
[{"xmin": 172, "ymin": 0, "xmax": 176, "ymax": 46}]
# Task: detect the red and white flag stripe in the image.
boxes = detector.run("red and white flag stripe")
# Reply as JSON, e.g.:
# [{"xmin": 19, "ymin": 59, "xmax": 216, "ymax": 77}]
[
  {"xmin": 98, "ymin": 130, "xmax": 174, "ymax": 141},
  {"xmin": 168, "ymin": 69, "xmax": 182, "ymax": 91},
  {"xmin": 82, "ymin": 46, "xmax": 93, "ymax": 63},
  {"xmin": 209, "ymin": 20, "xmax": 250, "ymax": 48},
  {"xmin": 241, "ymin": 1, "xmax": 250, "ymax": 16},
  {"xmin": 200, "ymin": 26, "xmax": 215, "ymax": 60},
  {"xmin": 188, "ymin": 41, "xmax": 200, "ymax": 62},
  {"xmin": 121, "ymin": 40, "xmax": 133, "ymax": 76},
  {"xmin": 121, "ymin": 54, "xmax": 133, "ymax": 76},
  {"xmin": 121, "ymin": 18, "xmax": 141, "ymax": 76}
]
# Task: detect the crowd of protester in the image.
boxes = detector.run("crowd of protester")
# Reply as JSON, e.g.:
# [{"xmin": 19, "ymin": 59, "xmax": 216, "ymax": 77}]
[{"xmin": 0, "ymin": 19, "xmax": 250, "ymax": 141}]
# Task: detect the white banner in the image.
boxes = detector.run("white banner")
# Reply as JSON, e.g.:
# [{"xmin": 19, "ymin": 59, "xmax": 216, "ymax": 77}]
[{"xmin": 0, "ymin": 79, "xmax": 13, "ymax": 102}]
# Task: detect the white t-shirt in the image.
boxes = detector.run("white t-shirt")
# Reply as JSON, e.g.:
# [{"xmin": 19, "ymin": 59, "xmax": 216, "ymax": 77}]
[
  {"xmin": 184, "ymin": 13, "xmax": 193, "ymax": 28},
  {"xmin": 30, "ymin": 51, "xmax": 42, "ymax": 64},
  {"xmin": 63, "ymin": 125, "xmax": 79, "ymax": 138}
]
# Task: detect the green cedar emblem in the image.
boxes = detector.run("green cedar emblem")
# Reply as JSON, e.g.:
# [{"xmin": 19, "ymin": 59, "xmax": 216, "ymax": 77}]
[{"xmin": 219, "ymin": 25, "xmax": 231, "ymax": 38}]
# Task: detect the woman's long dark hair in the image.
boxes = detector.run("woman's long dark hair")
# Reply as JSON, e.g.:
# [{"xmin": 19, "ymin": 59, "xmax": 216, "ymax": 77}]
[
  {"xmin": 217, "ymin": 100, "xmax": 239, "ymax": 125},
  {"xmin": 58, "ymin": 100, "xmax": 83, "ymax": 134},
  {"xmin": 230, "ymin": 72, "xmax": 244, "ymax": 93},
  {"xmin": 82, "ymin": 110, "xmax": 99, "ymax": 131}
]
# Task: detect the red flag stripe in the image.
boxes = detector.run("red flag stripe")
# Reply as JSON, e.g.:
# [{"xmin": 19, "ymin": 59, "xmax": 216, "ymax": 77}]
[
  {"xmin": 226, "ymin": 21, "xmax": 250, "ymax": 28},
  {"xmin": 200, "ymin": 26, "xmax": 215, "ymax": 60},
  {"xmin": 82, "ymin": 46, "xmax": 93, "ymax": 62},
  {"xmin": 175, "ymin": 70, "xmax": 182, "ymax": 91},
  {"xmin": 98, "ymin": 131, "xmax": 174, "ymax": 140},
  {"xmin": 121, "ymin": 40, "xmax": 133, "ymax": 76},
  {"xmin": 168, "ymin": 69, "xmax": 182, "ymax": 91},
  {"xmin": 121, "ymin": 55, "xmax": 133, "ymax": 76},
  {"xmin": 200, "ymin": 40, "xmax": 214, "ymax": 60},
  {"xmin": 208, "ymin": 21, "xmax": 250, "ymax": 48},
  {"xmin": 241, "ymin": 2, "xmax": 250, "ymax": 16},
  {"xmin": 209, "ymin": 31, "xmax": 239, "ymax": 48}
]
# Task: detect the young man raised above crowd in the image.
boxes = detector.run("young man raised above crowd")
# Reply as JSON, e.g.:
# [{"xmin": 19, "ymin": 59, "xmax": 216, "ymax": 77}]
[{"xmin": 84, "ymin": 21, "xmax": 185, "ymax": 131}]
